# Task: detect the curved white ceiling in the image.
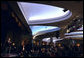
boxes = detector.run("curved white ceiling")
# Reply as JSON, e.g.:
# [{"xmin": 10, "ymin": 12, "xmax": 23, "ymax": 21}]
[
  {"xmin": 30, "ymin": 26, "xmax": 60, "ymax": 35},
  {"xmin": 65, "ymin": 31, "xmax": 83, "ymax": 35},
  {"xmin": 65, "ymin": 35, "xmax": 83, "ymax": 38},
  {"xmin": 42, "ymin": 37, "xmax": 62, "ymax": 43},
  {"xmin": 17, "ymin": 2, "xmax": 72, "ymax": 25},
  {"xmin": 29, "ymin": 26, "xmax": 60, "ymax": 39}
]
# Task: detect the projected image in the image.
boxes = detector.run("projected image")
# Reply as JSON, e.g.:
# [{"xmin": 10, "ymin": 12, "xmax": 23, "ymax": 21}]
[{"xmin": 29, "ymin": 26, "xmax": 60, "ymax": 36}]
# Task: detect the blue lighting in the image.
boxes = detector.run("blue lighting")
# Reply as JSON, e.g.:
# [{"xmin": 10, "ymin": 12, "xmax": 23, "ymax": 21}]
[{"xmin": 29, "ymin": 26, "xmax": 60, "ymax": 36}]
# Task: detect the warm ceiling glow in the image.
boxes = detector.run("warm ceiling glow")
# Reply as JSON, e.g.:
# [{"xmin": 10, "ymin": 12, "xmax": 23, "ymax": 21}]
[
  {"xmin": 58, "ymin": 44, "xmax": 61, "ymax": 47},
  {"xmin": 66, "ymin": 29, "xmax": 70, "ymax": 33},
  {"xmin": 76, "ymin": 43, "xmax": 80, "ymax": 47},
  {"xmin": 12, "ymin": 43, "xmax": 15, "ymax": 46}
]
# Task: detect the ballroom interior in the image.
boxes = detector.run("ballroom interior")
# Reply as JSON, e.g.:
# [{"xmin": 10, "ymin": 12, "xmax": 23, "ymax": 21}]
[{"xmin": 1, "ymin": 1, "xmax": 83, "ymax": 57}]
